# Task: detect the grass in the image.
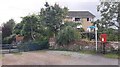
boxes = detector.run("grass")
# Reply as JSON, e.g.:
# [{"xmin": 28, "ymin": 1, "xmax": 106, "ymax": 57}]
[
  {"xmin": 79, "ymin": 50, "xmax": 96, "ymax": 55},
  {"xmin": 79, "ymin": 50, "xmax": 119, "ymax": 59},
  {"xmin": 0, "ymin": 55, "xmax": 2, "ymax": 60},
  {"xmin": 12, "ymin": 52, "xmax": 23, "ymax": 55},
  {"xmin": 32, "ymin": 49, "xmax": 48, "ymax": 53},
  {"xmin": 50, "ymin": 49, "xmax": 119, "ymax": 59},
  {"xmin": 104, "ymin": 53, "xmax": 119, "ymax": 59}
]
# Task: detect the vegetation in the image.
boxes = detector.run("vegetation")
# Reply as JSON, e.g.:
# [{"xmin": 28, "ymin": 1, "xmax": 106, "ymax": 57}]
[
  {"xmin": 56, "ymin": 26, "xmax": 81, "ymax": 46},
  {"xmin": 18, "ymin": 41, "xmax": 49, "ymax": 51},
  {"xmin": 93, "ymin": 2, "xmax": 120, "ymax": 41},
  {"xmin": 104, "ymin": 53, "xmax": 119, "ymax": 59},
  {"xmin": 1, "ymin": 2, "xmax": 69, "ymax": 51},
  {"xmin": 13, "ymin": 14, "xmax": 49, "ymax": 41},
  {"xmin": 79, "ymin": 50, "xmax": 96, "ymax": 55},
  {"xmin": 40, "ymin": 2, "xmax": 68, "ymax": 36},
  {"xmin": 97, "ymin": 2, "xmax": 120, "ymax": 31},
  {"xmin": 1, "ymin": 1, "xmax": 119, "ymax": 55},
  {"xmin": 2, "ymin": 19, "xmax": 16, "ymax": 44}
]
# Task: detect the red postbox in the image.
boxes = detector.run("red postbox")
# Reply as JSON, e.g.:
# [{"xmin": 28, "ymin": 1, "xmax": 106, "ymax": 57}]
[{"xmin": 100, "ymin": 34, "xmax": 107, "ymax": 43}]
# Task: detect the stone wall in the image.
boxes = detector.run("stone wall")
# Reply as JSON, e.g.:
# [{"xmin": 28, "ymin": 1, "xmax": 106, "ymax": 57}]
[{"xmin": 51, "ymin": 40, "xmax": 119, "ymax": 52}]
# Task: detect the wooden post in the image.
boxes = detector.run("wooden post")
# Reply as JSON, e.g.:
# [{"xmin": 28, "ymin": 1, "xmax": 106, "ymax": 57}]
[
  {"xmin": 9, "ymin": 44, "xmax": 11, "ymax": 53},
  {"xmin": 103, "ymin": 43, "xmax": 106, "ymax": 54}
]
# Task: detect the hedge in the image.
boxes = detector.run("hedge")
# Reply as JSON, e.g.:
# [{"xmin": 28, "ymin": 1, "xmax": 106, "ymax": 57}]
[{"xmin": 18, "ymin": 40, "xmax": 49, "ymax": 51}]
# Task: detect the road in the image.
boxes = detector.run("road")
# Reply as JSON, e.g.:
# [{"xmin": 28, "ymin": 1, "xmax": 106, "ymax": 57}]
[{"xmin": 2, "ymin": 50, "xmax": 118, "ymax": 65}]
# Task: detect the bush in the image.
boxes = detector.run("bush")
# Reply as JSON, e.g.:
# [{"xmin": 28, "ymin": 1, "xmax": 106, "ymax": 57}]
[
  {"xmin": 100, "ymin": 28, "xmax": 120, "ymax": 41},
  {"xmin": 2, "ymin": 34, "xmax": 16, "ymax": 44},
  {"xmin": 56, "ymin": 26, "xmax": 81, "ymax": 46},
  {"xmin": 18, "ymin": 40, "xmax": 49, "ymax": 51}
]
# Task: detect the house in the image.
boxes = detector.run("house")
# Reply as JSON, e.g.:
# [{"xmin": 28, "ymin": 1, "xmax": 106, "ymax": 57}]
[{"xmin": 64, "ymin": 11, "xmax": 95, "ymax": 31}]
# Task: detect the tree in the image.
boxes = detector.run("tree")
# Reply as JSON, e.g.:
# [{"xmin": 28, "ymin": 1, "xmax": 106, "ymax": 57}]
[
  {"xmin": 13, "ymin": 14, "xmax": 40, "ymax": 41},
  {"xmin": 97, "ymin": 2, "xmax": 120, "ymax": 32},
  {"xmin": 56, "ymin": 26, "xmax": 81, "ymax": 46},
  {"xmin": 40, "ymin": 2, "xmax": 68, "ymax": 36},
  {"xmin": 61, "ymin": 21, "xmax": 84, "ymax": 32},
  {"xmin": 93, "ymin": 19, "xmax": 105, "ymax": 33},
  {"xmin": 117, "ymin": 3, "xmax": 120, "ymax": 32},
  {"xmin": 2, "ymin": 19, "xmax": 15, "ymax": 44},
  {"xmin": 13, "ymin": 14, "xmax": 51, "ymax": 41}
]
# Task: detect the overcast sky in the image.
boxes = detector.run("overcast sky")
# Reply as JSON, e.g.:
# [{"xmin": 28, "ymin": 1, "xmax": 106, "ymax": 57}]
[{"xmin": 0, "ymin": 0, "xmax": 101, "ymax": 25}]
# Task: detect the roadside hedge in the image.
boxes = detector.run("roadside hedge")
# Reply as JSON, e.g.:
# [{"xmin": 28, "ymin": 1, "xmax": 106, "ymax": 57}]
[{"xmin": 18, "ymin": 40, "xmax": 49, "ymax": 51}]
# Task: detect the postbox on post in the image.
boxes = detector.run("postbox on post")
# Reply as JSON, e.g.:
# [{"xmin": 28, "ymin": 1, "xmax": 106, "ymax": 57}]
[
  {"xmin": 100, "ymin": 34, "xmax": 107, "ymax": 43},
  {"xmin": 100, "ymin": 34, "xmax": 107, "ymax": 54}
]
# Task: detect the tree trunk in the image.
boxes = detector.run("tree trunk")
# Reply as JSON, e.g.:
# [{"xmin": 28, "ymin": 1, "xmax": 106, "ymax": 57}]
[{"xmin": 30, "ymin": 19, "xmax": 35, "ymax": 41}]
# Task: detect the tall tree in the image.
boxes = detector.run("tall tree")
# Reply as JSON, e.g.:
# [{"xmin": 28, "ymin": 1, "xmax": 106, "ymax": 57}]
[
  {"xmin": 117, "ymin": 3, "xmax": 120, "ymax": 32},
  {"xmin": 40, "ymin": 2, "xmax": 68, "ymax": 36},
  {"xmin": 13, "ymin": 14, "xmax": 50, "ymax": 41},
  {"xmin": 2, "ymin": 19, "xmax": 15, "ymax": 44},
  {"xmin": 2, "ymin": 19, "xmax": 15, "ymax": 39},
  {"xmin": 97, "ymin": 2, "xmax": 120, "ymax": 32},
  {"xmin": 14, "ymin": 14, "xmax": 40, "ymax": 41}
]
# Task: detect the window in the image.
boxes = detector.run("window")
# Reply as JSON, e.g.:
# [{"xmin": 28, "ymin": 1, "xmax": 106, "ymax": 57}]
[
  {"xmin": 75, "ymin": 18, "xmax": 80, "ymax": 21},
  {"xmin": 87, "ymin": 18, "xmax": 89, "ymax": 21}
]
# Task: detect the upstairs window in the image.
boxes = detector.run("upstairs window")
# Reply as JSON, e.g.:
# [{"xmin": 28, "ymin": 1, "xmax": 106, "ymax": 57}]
[
  {"xmin": 87, "ymin": 18, "xmax": 89, "ymax": 21},
  {"xmin": 75, "ymin": 18, "xmax": 80, "ymax": 21}
]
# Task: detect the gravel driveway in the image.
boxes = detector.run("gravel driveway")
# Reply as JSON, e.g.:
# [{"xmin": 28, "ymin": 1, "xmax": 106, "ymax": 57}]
[{"xmin": 2, "ymin": 50, "xmax": 118, "ymax": 65}]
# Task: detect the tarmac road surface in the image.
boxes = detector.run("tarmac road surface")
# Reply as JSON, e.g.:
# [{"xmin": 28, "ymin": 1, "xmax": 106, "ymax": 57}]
[{"xmin": 2, "ymin": 50, "xmax": 118, "ymax": 65}]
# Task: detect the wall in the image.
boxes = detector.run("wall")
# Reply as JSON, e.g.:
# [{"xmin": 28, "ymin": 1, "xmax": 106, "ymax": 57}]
[
  {"xmin": 64, "ymin": 17, "xmax": 93, "ymax": 31},
  {"xmin": 81, "ymin": 18, "xmax": 93, "ymax": 31}
]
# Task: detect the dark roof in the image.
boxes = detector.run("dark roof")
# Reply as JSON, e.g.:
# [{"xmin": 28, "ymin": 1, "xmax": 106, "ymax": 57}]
[{"xmin": 67, "ymin": 11, "xmax": 95, "ymax": 18}]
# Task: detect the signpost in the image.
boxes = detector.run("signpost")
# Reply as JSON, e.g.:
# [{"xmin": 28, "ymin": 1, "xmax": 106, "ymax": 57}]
[{"xmin": 87, "ymin": 24, "xmax": 98, "ymax": 51}]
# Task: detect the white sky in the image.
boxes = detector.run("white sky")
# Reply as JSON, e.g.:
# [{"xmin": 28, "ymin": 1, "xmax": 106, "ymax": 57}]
[{"xmin": 0, "ymin": 0, "xmax": 100, "ymax": 25}]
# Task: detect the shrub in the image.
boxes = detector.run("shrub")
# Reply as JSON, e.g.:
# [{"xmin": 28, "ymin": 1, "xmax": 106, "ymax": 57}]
[
  {"xmin": 18, "ymin": 40, "xmax": 49, "ymax": 51},
  {"xmin": 2, "ymin": 34, "xmax": 16, "ymax": 44},
  {"xmin": 100, "ymin": 28, "xmax": 120, "ymax": 41},
  {"xmin": 56, "ymin": 26, "xmax": 81, "ymax": 46}
]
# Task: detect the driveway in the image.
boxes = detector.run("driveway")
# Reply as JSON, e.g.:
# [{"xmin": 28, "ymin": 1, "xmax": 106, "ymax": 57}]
[{"xmin": 2, "ymin": 50, "xmax": 118, "ymax": 65}]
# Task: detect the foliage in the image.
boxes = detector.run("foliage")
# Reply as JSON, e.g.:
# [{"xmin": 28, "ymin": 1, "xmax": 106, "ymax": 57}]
[
  {"xmin": 56, "ymin": 26, "xmax": 81, "ymax": 46},
  {"xmin": 93, "ymin": 19, "xmax": 104, "ymax": 33},
  {"xmin": 13, "ymin": 14, "xmax": 50, "ymax": 41},
  {"xmin": 105, "ymin": 28, "xmax": 120, "ymax": 41},
  {"xmin": 61, "ymin": 21, "xmax": 84, "ymax": 32},
  {"xmin": 2, "ymin": 19, "xmax": 15, "ymax": 44},
  {"xmin": 2, "ymin": 34, "xmax": 16, "ymax": 44},
  {"xmin": 40, "ymin": 2, "xmax": 68, "ymax": 35},
  {"xmin": 79, "ymin": 50, "xmax": 96, "ymax": 55},
  {"xmin": 13, "ymin": 23, "xmax": 23, "ymax": 35},
  {"xmin": 63, "ymin": 21, "xmax": 81, "ymax": 28},
  {"xmin": 104, "ymin": 53, "xmax": 119, "ymax": 59},
  {"xmin": 96, "ymin": 2, "xmax": 120, "ymax": 41},
  {"xmin": 97, "ymin": 2, "xmax": 120, "ymax": 33},
  {"xmin": 18, "ymin": 40, "xmax": 49, "ymax": 51}
]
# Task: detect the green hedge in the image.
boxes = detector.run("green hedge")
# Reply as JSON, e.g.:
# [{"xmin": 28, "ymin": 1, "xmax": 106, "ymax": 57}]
[{"xmin": 18, "ymin": 40, "xmax": 49, "ymax": 51}]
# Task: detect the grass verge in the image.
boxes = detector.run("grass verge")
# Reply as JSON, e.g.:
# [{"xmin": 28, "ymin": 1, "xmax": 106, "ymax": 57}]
[
  {"xmin": 12, "ymin": 52, "xmax": 22, "ymax": 55},
  {"xmin": 0, "ymin": 55, "xmax": 2, "ymax": 60},
  {"xmin": 104, "ymin": 53, "xmax": 119, "ymax": 59},
  {"xmin": 79, "ymin": 50, "xmax": 96, "ymax": 55}
]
